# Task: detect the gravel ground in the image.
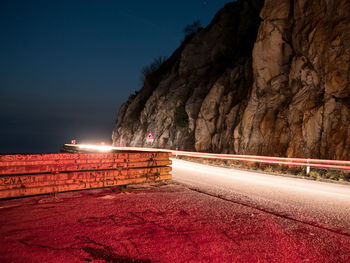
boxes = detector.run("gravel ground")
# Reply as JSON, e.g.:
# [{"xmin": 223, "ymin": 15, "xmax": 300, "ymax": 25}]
[{"xmin": 0, "ymin": 182, "xmax": 350, "ymax": 262}]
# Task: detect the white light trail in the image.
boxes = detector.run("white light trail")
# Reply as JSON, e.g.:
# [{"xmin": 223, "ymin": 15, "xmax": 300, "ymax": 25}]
[{"xmin": 64, "ymin": 144, "xmax": 350, "ymax": 170}]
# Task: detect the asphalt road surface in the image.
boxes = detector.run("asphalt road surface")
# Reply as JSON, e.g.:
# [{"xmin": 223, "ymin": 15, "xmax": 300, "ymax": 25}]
[{"xmin": 172, "ymin": 158, "xmax": 350, "ymax": 236}]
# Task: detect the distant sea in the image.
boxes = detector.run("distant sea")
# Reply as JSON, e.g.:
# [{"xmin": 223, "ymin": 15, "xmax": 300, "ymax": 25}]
[
  {"xmin": 0, "ymin": 134, "xmax": 111, "ymax": 154},
  {"xmin": 0, "ymin": 134, "xmax": 68, "ymax": 154}
]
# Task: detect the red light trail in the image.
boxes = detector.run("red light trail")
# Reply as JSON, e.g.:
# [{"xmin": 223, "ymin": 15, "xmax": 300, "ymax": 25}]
[{"xmin": 72, "ymin": 144, "xmax": 350, "ymax": 170}]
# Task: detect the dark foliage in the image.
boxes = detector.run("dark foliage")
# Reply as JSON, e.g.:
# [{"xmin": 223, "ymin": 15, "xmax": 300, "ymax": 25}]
[
  {"xmin": 174, "ymin": 104, "xmax": 189, "ymax": 127},
  {"xmin": 141, "ymin": 56, "xmax": 168, "ymax": 83},
  {"xmin": 183, "ymin": 20, "xmax": 202, "ymax": 36}
]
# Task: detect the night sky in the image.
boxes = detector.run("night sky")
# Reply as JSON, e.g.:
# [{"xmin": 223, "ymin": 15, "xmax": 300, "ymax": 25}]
[{"xmin": 1, "ymin": 0, "xmax": 233, "ymax": 153}]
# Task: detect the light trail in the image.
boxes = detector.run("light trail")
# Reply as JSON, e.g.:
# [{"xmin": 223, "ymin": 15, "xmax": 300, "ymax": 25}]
[{"xmin": 65, "ymin": 144, "xmax": 350, "ymax": 171}]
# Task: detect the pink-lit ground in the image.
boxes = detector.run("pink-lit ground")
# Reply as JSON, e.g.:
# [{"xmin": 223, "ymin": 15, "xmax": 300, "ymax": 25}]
[{"xmin": 0, "ymin": 183, "xmax": 350, "ymax": 262}]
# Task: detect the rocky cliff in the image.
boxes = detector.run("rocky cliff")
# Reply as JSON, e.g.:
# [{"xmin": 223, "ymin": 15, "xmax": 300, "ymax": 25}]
[{"xmin": 112, "ymin": 0, "xmax": 350, "ymax": 160}]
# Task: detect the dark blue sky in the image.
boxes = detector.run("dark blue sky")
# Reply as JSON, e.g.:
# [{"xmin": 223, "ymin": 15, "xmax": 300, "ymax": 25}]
[{"xmin": 1, "ymin": 0, "xmax": 233, "ymax": 153}]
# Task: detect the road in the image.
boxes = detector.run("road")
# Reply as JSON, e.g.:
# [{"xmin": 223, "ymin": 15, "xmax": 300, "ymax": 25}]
[{"xmin": 172, "ymin": 158, "xmax": 350, "ymax": 236}]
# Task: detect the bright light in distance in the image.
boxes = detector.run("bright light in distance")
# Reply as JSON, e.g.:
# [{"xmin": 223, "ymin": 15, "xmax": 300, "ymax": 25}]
[{"xmin": 78, "ymin": 144, "xmax": 113, "ymax": 152}]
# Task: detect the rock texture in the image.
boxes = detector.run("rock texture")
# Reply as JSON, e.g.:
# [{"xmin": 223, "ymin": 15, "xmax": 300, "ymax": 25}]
[{"xmin": 112, "ymin": 0, "xmax": 350, "ymax": 160}]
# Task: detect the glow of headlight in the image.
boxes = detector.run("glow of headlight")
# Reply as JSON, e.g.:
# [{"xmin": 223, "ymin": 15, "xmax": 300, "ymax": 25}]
[{"xmin": 78, "ymin": 144, "xmax": 113, "ymax": 152}]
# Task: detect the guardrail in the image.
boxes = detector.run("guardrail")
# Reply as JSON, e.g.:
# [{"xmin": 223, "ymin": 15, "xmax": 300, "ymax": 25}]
[
  {"xmin": 0, "ymin": 151, "xmax": 172, "ymax": 199},
  {"xmin": 72, "ymin": 145, "xmax": 350, "ymax": 171}
]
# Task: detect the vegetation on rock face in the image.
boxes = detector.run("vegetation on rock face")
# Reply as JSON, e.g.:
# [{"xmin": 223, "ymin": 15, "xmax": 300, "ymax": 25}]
[
  {"xmin": 183, "ymin": 20, "xmax": 202, "ymax": 36},
  {"xmin": 174, "ymin": 104, "xmax": 189, "ymax": 127},
  {"xmin": 141, "ymin": 56, "xmax": 168, "ymax": 84},
  {"xmin": 140, "ymin": 20, "xmax": 202, "ymax": 84},
  {"xmin": 128, "ymin": 91, "xmax": 139, "ymax": 101}
]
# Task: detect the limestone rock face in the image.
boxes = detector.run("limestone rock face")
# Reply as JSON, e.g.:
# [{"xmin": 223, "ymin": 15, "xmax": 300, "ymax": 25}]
[
  {"xmin": 112, "ymin": 0, "xmax": 350, "ymax": 160},
  {"xmin": 234, "ymin": 0, "xmax": 350, "ymax": 159}
]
